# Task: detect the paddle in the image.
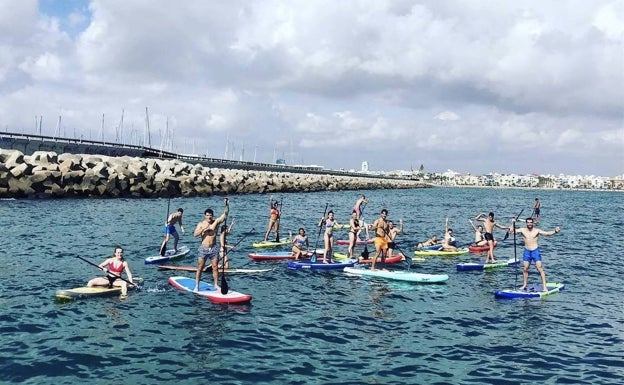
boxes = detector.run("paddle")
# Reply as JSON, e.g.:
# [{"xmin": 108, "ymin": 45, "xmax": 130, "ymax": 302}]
[
  {"xmin": 217, "ymin": 227, "xmax": 255, "ymax": 294},
  {"xmin": 513, "ymin": 218, "xmax": 519, "ymax": 288},
  {"xmin": 159, "ymin": 196, "xmax": 172, "ymax": 256},
  {"xmin": 310, "ymin": 203, "xmax": 328, "ymax": 263},
  {"xmin": 503, "ymin": 209, "xmax": 524, "ymax": 241},
  {"xmin": 76, "ymin": 255, "xmax": 136, "ymax": 288},
  {"xmin": 359, "ymin": 203, "xmax": 369, "ymax": 259}
]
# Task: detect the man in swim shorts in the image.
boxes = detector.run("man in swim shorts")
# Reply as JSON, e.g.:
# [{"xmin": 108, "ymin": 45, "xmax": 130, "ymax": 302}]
[
  {"xmin": 370, "ymin": 209, "xmax": 390, "ymax": 271},
  {"xmin": 475, "ymin": 212, "xmax": 508, "ymax": 263},
  {"xmin": 510, "ymin": 217, "xmax": 560, "ymax": 292},
  {"xmin": 193, "ymin": 198, "xmax": 229, "ymax": 291}
]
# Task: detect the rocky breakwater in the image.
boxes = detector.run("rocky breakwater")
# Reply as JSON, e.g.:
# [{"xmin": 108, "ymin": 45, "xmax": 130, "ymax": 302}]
[{"xmin": 0, "ymin": 149, "xmax": 427, "ymax": 198}]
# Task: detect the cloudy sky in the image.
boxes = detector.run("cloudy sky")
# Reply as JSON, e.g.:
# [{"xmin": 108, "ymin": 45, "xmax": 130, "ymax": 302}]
[{"xmin": 1, "ymin": 0, "xmax": 622, "ymax": 176}]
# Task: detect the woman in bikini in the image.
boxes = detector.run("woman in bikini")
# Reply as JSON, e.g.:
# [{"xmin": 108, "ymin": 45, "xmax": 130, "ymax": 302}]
[
  {"xmin": 87, "ymin": 246, "xmax": 135, "ymax": 297},
  {"xmin": 291, "ymin": 228, "xmax": 309, "ymax": 261},
  {"xmin": 318, "ymin": 210, "xmax": 338, "ymax": 263}
]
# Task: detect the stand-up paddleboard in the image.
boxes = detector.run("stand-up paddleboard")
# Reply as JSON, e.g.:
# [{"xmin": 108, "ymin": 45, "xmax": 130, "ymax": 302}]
[
  {"xmin": 168, "ymin": 276, "xmax": 252, "ymax": 304},
  {"xmin": 334, "ymin": 252, "xmax": 404, "ymax": 264},
  {"xmin": 252, "ymin": 239, "xmax": 291, "ymax": 248},
  {"xmin": 468, "ymin": 241, "xmax": 498, "ymax": 252},
  {"xmin": 55, "ymin": 278, "xmax": 143, "ymax": 300},
  {"xmin": 343, "ymin": 267, "xmax": 449, "ymax": 283},
  {"xmin": 414, "ymin": 248, "xmax": 469, "ymax": 256},
  {"xmin": 494, "ymin": 282, "xmax": 564, "ymax": 299},
  {"xmin": 456, "ymin": 258, "xmax": 518, "ymax": 271},
  {"xmin": 248, "ymin": 249, "xmax": 322, "ymax": 261},
  {"xmin": 145, "ymin": 246, "xmax": 190, "ymax": 264},
  {"xmin": 157, "ymin": 264, "xmax": 273, "ymax": 274},
  {"xmin": 287, "ymin": 258, "xmax": 358, "ymax": 270},
  {"xmin": 336, "ymin": 238, "xmax": 373, "ymax": 246}
]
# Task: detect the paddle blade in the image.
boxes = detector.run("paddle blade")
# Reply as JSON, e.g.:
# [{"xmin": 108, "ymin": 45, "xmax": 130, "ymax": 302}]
[
  {"xmin": 221, "ymin": 275, "xmax": 228, "ymax": 294},
  {"xmin": 503, "ymin": 231, "xmax": 509, "ymax": 241},
  {"xmin": 159, "ymin": 242, "xmax": 167, "ymax": 256},
  {"xmin": 361, "ymin": 244, "xmax": 370, "ymax": 259}
]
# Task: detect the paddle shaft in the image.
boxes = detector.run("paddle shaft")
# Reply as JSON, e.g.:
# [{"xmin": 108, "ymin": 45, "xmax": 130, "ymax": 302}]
[
  {"xmin": 76, "ymin": 255, "xmax": 135, "ymax": 287},
  {"xmin": 275, "ymin": 198, "xmax": 283, "ymax": 242},
  {"xmin": 311, "ymin": 203, "xmax": 329, "ymax": 263},
  {"xmin": 219, "ymin": 227, "xmax": 255, "ymax": 293}
]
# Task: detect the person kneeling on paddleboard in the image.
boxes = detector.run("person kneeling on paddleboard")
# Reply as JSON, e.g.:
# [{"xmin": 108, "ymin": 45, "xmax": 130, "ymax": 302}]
[{"xmin": 87, "ymin": 246, "xmax": 135, "ymax": 297}]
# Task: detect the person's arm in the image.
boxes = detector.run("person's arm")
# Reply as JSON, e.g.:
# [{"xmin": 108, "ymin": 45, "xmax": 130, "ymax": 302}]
[
  {"xmin": 193, "ymin": 222, "xmax": 205, "ymax": 237},
  {"xmin": 179, "ymin": 214, "xmax": 185, "ymax": 234},
  {"xmin": 97, "ymin": 258, "xmax": 111, "ymax": 271},
  {"xmin": 494, "ymin": 222, "xmax": 508, "ymax": 230},
  {"xmin": 215, "ymin": 198, "xmax": 230, "ymax": 225},
  {"xmin": 123, "ymin": 262, "xmax": 134, "ymax": 284},
  {"xmin": 538, "ymin": 227, "xmax": 560, "ymax": 236},
  {"xmin": 227, "ymin": 219, "xmax": 235, "ymax": 234},
  {"xmin": 398, "ymin": 219, "xmax": 403, "ymax": 233},
  {"xmin": 318, "ymin": 216, "xmax": 325, "ymax": 227},
  {"xmin": 445, "ymin": 217, "xmax": 450, "ymax": 232},
  {"xmin": 468, "ymin": 219, "xmax": 478, "ymax": 231}
]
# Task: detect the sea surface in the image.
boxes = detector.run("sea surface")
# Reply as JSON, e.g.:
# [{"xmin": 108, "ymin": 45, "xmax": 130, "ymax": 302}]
[{"xmin": 1, "ymin": 187, "xmax": 623, "ymax": 385}]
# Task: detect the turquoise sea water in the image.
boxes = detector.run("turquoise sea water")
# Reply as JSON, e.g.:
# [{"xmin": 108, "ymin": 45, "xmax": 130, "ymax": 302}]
[{"xmin": 1, "ymin": 188, "xmax": 623, "ymax": 385}]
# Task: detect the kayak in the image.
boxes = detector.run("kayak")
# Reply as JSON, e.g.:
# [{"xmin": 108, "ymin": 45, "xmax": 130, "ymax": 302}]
[
  {"xmin": 494, "ymin": 282, "xmax": 564, "ymax": 299},
  {"xmin": 144, "ymin": 245, "xmax": 190, "ymax": 265},
  {"xmin": 252, "ymin": 239, "xmax": 291, "ymax": 248},
  {"xmin": 157, "ymin": 265, "xmax": 273, "ymax": 274},
  {"xmin": 336, "ymin": 238, "xmax": 373, "ymax": 246},
  {"xmin": 456, "ymin": 258, "xmax": 519, "ymax": 271},
  {"xmin": 55, "ymin": 278, "xmax": 143, "ymax": 301},
  {"xmin": 168, "ymin": 276, "xmax": 252, "ymax": 304},
  {"xmin": 287, "ymin": 258, "xmax": 358, "ymax": 270},
  {"xmin": 343, "ymin": 267, "xmax": 449, "ymax": 283},
  {"xmin": 248, "ymin": 249, "xmax": 322, "ymax": 261},
  {"xmin": 334, "ymin": 252, "xmax": 404, "ymax": 264},
  {"xmin": 468, "ymin": 241, "xmax": 498, "ymax": 252},
  {"xmin": 414, "ymin": 248, "xmax": 469, "ymax": 256}
]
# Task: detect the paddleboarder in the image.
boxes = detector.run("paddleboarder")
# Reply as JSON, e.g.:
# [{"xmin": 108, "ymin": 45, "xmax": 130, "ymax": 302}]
[
  {"xmin": 468, "ymin": 220, "xmax": 488, "ymax": 247},
  {"xmin": 219, "ymin": 220, "xmax": 235, "ymax": 269},
  {"xmin": 193, "ymin": 198, "xmax": 229, "ymax": 292},
  {"xmin": 533, "ymin": 198, "xmax": 541, "ymax": 222},
  {"xmin": 347, "ymin": 210, "xmax": 366, "ymax": 258},
  {"xmin": 353, "ymin": 195, "xmax": 368, "ymax": 220},
  {"xmin": 442, "ymin": 218, "xmax": 458, "ymax": 252},
  {"xmin": 475, "ymin": 212, "xmax": 508, "ymax": 263},
  {"xmin": 87, "ymin": 246, "xmax": 135, "ymax": 297},
  {"xmin": 386, "ymin": 219, "xmax": 403, "ymax": 258},
  {"xmin": 291, "ymin": 228, "xmax": 309, "ymax": 261},
  {"xmin": 263, "ymin": 196, "xmax": 280, "ymax": 242},
  {"xmin": 510, "ymin": 217, "xmax": 560, "ymax": 292},
  {"xmin": 370, "ymin": 209, "xmax": 390, "ymax": 271},
  {"xmin": 318, "ymin": 210, "xmax": 338, "ymax": 263},
  {"xmin": 160, "ymin": 208, "xmax": 185, "ymax": 255}
]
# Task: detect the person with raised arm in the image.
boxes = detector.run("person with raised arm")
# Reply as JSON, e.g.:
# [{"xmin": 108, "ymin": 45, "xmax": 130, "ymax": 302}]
[
  {"xmin": 193, "ymin": 198, "xmax": 229, "ymax": 292},
  {"xmin": 510, "ymin": 217, "xmax": 560, "ymax": 292},
  {"xmin": 475, "ymin": 212, "xmax": 508, "ymax": 263},
  {"xmin": 386, "ymin": 219, "xmax": 403, "ymax": 258},
  {"xmin": 263, "ymin": 196, "xmax": 280, "ymax": 242},
  {"xmin": 353, "ymin": 195, "xmax": 368, "ymax": 221},
  {"xmin": 468, "ymin": 219, "xmax": 488, "ymax": 247},
  {"xmin": 218, "ymin": 219, "xmax": 235, "ymax": 269}
]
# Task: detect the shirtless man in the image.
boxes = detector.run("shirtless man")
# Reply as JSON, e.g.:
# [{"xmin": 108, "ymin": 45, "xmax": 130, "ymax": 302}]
[
  {"xmin": 370, "ymin": 209, "xmax": 390, "ymax": 271},
  {"xmin": 510, "ymin": 217, "xmax": 560, "ymax": 292},
  {"xmin": 386, "ymin": 219, "xmax": 403, "ymax": 258},
  {"xmin": 160, "ymin": 208, "xmax": 185, "ymax": 255},
  {"xmin": 193, "ymin": 198, "xmax": 229, "ymax": 291},
  {"xmin": 475, "ymin": 212, "xmax": 508, "ymax": 263},
  {"xmin": 533, "ymin": 198, "xmax": 541, "ymax": 222}
]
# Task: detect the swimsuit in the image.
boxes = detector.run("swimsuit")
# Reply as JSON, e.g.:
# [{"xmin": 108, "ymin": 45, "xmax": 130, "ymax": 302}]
[
  {"xmin": 294, "ymin": 237, "xmax": 306, "ymax": 248},
  {"xmin": 484, "ymin": 232, "xmax": 494, "ymax": 241},
  {"xmin": 374, "ymin": 236, "xmax": 388, "ymax": 250},
  {"xmin": 523, "ymin": 248, "xmax": 543, "ymax": 263},
  {"xmin": 198, "ymin": 245, "xmax": 219, "ymax": 261},
  {"xmin": 108, "ymin": 261, "xmax": 124, "ymax": 274},
  {"xmin": 163, "ymin": 224, "xmax": 177, "ymax": 235}
]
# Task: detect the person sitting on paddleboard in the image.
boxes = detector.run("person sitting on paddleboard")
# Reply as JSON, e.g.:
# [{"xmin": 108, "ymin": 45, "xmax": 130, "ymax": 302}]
[
  {"xmin": 87, "ymin": 246, "xmax": 135, "ymax": 297},
  {"xmin": 386, "ymin": 219, "xmax": 403, "ymax": 258},
  {"xmin": 219, "ymin": 220, "xmax": 235, "ymax": 269},
  {"xmin": 292, "ymin": 228, "xmax": 309, "ymax": 261},
  {"xmin": 263, "ymin": 196, "xmax": 280, "ymax": 242},
  {"xmin": 468, "ymin": 220, "xmax": 488, "ymax": 247},
  {"xmin": 417, "ymin": 235, "xmax": 439, "ymax": 248},
  {"xmin": 441, "ymin": 218, "xmax": 458, "ymax": 252},
  {"xmin": 160, "ymin": 208, "xmax": 185, "ymax": 255},
  {"xmin": 510, "ymin": 217, "xmax": 560, "ymax": 292},
  {"xmin": 318, "ymin": 210, "xmax": 337, "ymax": 263}
]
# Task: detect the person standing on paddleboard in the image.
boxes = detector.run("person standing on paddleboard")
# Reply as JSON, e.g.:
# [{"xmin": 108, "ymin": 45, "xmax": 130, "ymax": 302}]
[
  {"xmin": 193, "ymin": 198, "xmax": 229, "ymax": 292},
  {"xmin": 318, "ymin": 210, "xmax": 338, "ymax": 263},
  {"xmin": 353, "ymin": 195, "xmax": 368, "ymax": 221},
  {"xmin": 533, "ymin": 198, "xmax": 541, "ymax": 222},
  {"xmin": 510, "ymin": 217, "xmax": 560, "ymax": 292},
  {"xmin": 475, "ymin": 212, "xmax": 508, "ymax": 263},
  {"xmin": 87, "ymin": 246, "xmax": 135, "ymax": 297},
  {"xmin": 347, "ymin": 210, "xmax": 366, "ymax": 258},
  {"xmin": 263, "ymin": 196, "xmax": 280, "ymax": 242},
  {"xmin": 160, "ymin": 208, "xmax": 185, "ymax": 255},
  {"xmin": 370, "ymin": 209, "xmax": 390, "ymax": 271}
]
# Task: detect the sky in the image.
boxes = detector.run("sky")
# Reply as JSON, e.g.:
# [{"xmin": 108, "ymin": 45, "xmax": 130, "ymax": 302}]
[{"xmin": 0, "ymin": 0, "xmax": 622, "ymax": 176}]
